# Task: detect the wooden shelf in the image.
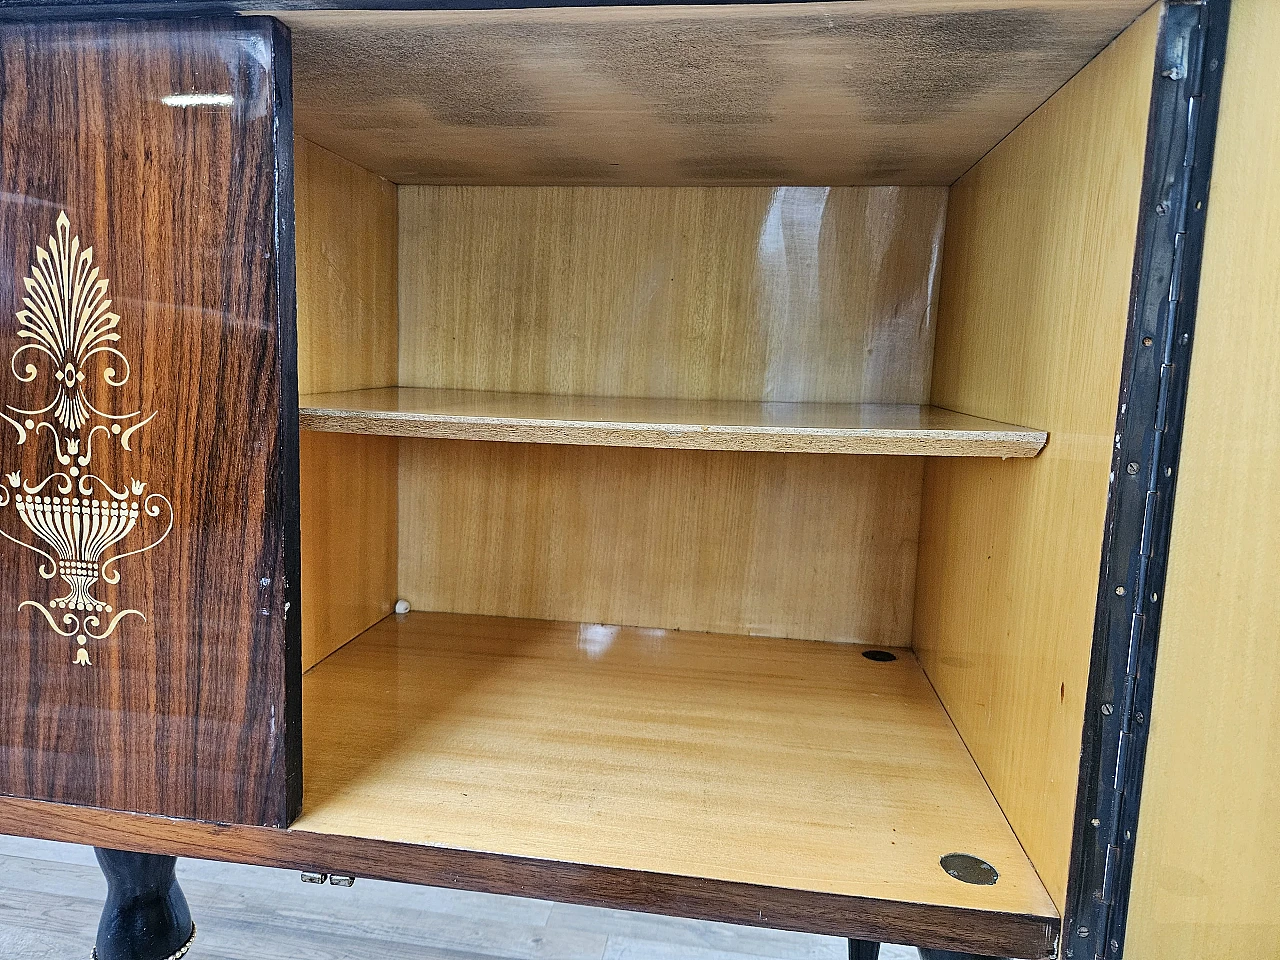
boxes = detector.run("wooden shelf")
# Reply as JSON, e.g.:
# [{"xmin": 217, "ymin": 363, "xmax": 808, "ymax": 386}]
[
  {"xmin": 300, "ymin": 388, "xmax": 1046, "ymax": 457},
  {"xmin": 297, "ymin": 612, "xmax": 1059, "ymax": 957}
]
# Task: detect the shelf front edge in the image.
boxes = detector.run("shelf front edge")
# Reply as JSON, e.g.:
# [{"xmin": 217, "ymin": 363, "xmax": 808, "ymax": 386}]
[
  {"xmin": 0, "ymin": 796, "xmax": 1060, "ymax": 958},
  {"xmin": 298, "ymin": 407, "xmax": 1048, "ymax": 457}
]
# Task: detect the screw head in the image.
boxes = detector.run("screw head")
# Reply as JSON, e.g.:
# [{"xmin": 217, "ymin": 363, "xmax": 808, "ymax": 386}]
[
  {"xmin": 1127, "ymin": 462, "xmax": 1140, "ymax": 475},
  {"xmin": 1101, "ymin": 703, "xmax": 1114, "ymax": 716},
  {"xmin": 1078, "ymin": 926, "xmax": 1091, "ymax": 938}
]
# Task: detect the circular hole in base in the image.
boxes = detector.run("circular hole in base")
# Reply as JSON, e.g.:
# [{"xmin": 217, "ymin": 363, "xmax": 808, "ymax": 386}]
[
  {"xmin": 862, "ymin": 649, "xmax": 897, "ymax": 662},
  {"xmin": 940, "ymin": 853, "xmax": 999, "ymax": 885}
]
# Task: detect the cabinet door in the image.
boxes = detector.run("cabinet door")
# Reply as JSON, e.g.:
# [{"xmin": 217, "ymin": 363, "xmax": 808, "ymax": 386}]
[
  {"xmin": 1125, "ymin": 0, "xmax": 1280, "ymax": 955},
  {"xmin": 0, "ymin": 18, "xmax": 300, "ymax": 827}
]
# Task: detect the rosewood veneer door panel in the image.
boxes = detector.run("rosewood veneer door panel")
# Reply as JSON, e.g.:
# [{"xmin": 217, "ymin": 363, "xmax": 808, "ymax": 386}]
[{"xmin": 0, "ymin": 18, "xmax": 301, "ymax": 826}]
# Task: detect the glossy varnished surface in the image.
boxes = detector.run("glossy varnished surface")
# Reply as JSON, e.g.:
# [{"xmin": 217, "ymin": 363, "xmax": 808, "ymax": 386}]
[
  {"xmin": 398, "ymin": 186, "xmax": 946, "ymax": 404},
  {"xmin": 1126, "ymin": 1, "xmax": 1280, "ymax": 955},
  {"xmin": 0, "ymin": 20, "xmax": 298, "ymax": 824},
  {"xmin": 0, "ymin": 794, "xmax": 1055, "ymax": 958},
  {"xmin": 0, "ymin": 836, "xmax": 909, "ymax": 960},
  {"xmin": 398, "ymin": 440, "xmax": 922, "ymax": 645},
  {"xmin": 298, "ymin": 611, "xmax": 1058, "ymax": 950},
  {"xmin": 278, "ymin": 0, "xmax": 1152, "ymax": 185},
  {"xmin": 913, "ymin": 6, "xmax": 1161, "ymax": 909},
  {"xmin": 301, "ymin": 388, "xmax": 1047, "ymax": 456}
]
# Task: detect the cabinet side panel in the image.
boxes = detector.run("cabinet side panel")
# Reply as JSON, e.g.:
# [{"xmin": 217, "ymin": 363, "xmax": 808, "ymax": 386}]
[
  {"xmin": 914, "ymin": 6, "xmax": 1162, "ymax": 908},
  {"xmin": 1125, "ymin": 0, "xmax": 1280, "ymax": 955},
  {"xmin": 400, "ymin": 441, "xmax": 922, "ymax": 647},
  {"xmin": 300, "ymin": 431, "xmax": 397, "ymax": 670},
  {"xmin": 295, "ymin": 136, "xmax": 398, "ymax": 396},
  {"xmin": 295, "ymin": 137, "xmax": 398, "ymax": 668},
  {"xmin": 0, "ymin": 19, "xmax": 295, "ymax": 825},
  {"xmin": 398, "ymin": 186, "xmax": 947, "ymax": 405}
]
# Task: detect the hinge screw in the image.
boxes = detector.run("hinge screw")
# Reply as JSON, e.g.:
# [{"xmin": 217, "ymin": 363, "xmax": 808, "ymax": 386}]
[
  {"xmin": 1156, "ymin": 201, "xmax": 1170, "ymax": 216},
  {"xmin": 1078, "ymin": 926, "xmax": 1090, "ymax": 938},
  {"xmin": 1136, "ymin": 711, "xmax": 1146, "ymax": 724},
  {"xmin": 1126, "ymin": 462, "xmax": 1140, "ymax": 475},
  {"xmin": 1116, "ymin": 586, "xmax": 1126, "ymax": 596},
  {"xmin": 1101, "ymin": 703, "xmax": 1114, "ymax": 716}
]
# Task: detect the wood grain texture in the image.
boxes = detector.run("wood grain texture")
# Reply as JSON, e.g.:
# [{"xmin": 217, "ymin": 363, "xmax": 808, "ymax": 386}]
[
  {"xmin": 0, "ymin": 795, "xmax": 1058, "ymax": 958},
  {"xmin": 0, "ymin": 836, "xmax": 880, "ymax": 960},
  {"xmin": 294, "ymin": 134, "xmax": 399, "ymax": 671},
  {"xmin": 0, "ymin": 19, "xmax": 298, "ymax": 825},
  {"xmin": 912, "ymin": 5, "xmax": 1162, "ymax": 910},
  {"xmin": 399, "ymin": 439, "xmax": 922, "ymax": 646},
  {"xmin": 1125, "ymin": 1, "xmax": 1280, "ymax": 955},
  {"xmin": 294, "ymin": 136, "xmax": 398, "ymax": 396},
  {"xmin": 277, "ymin": 0, "xmax": 1152, "ymax": 186},
  {"xmin": 300, "ymin": 613, "xmax": 1058, "ymax": 921},
  {"xmin": 398, "ymin": 186, "xmax": 946, "ymax": 404},
  {"xmin": 300, "ymin": 388, "xmax": 1048, "ymax": 457},
  {"xmin": 299, "ymin": 431, "xmax": 397, "ymax": 671},
  {"xmin": 292, "ymin": 612, "xmax": 1058, "ymax": 952}
]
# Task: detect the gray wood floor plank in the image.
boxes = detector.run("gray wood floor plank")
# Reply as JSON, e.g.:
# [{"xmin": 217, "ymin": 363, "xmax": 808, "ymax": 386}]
[
  {"xmin": 0, "ymin": 887, "xmax": 101, "ymax": 949},
  {"xmin": 547, "ymin": 903, "xmax": 845, "ymax": 960}
]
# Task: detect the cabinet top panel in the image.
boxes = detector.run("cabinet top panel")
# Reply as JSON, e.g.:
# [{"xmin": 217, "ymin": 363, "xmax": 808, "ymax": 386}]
[
  {"xmin": 2, "ymin": 1, "xmax": 1157, "ymax": 184},
  {"xmin": 272, "ymin": 0, "xmax": 1154, "ymax": 185}
]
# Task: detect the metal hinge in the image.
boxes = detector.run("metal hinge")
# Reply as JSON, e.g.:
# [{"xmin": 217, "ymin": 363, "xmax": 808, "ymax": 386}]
[
  {"xmin": 1169, "ymin": 233, "xmax": 1187, "ymax": 303},
  {"xmin": 1114, "ymin": 730, "xmax": 1132, "ymax": 792},
  {"xmin": 1101, "ymin": 844, "xmax": 1122, "ymax": 905}
]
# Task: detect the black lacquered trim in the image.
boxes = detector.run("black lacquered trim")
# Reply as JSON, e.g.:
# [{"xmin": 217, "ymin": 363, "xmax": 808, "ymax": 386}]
[
  {"xmin": 4, "ymin": 0, "xmax": 814, "ymax": 22},
  {"xmin": 263, "ymin": 13, "xmax": 304, "ymax": 826}
]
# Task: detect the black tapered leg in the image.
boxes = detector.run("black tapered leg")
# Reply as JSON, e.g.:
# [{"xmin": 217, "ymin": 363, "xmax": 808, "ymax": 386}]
[
  {"xmin": 849, "ymin": 940, "xmax": 881, "ymax": 959},
  {"xmin": 93, "ymin": 848, "xmax": 195, "ymax": 960}
]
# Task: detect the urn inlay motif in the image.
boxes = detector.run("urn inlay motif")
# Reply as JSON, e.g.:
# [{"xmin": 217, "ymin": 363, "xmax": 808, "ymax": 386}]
[{"xmin": 1, "ymin": 212, "xmax": 172, "ymax": 665}]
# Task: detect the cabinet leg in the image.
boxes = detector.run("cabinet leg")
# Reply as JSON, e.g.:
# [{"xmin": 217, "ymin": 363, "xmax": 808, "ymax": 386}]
[
  {"xmin": 92, "ymin": 848, "xmax": 196, "ymax": 960},
  {"xmin": 849, "ymin": 940, "xmax": 881, "ymax": 959}
]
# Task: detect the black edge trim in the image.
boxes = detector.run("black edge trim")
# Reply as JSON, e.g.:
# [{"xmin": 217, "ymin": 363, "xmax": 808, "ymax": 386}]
[
  {"xmin": 1063, "ymin": 2, "xmax": 1231, "ymax": 959},
  {"xmin": 263, "ymin": 15, "xmax": 303, "ymax": 826},
  {"xmin": 5, "ymin": 0, "xmax": 829, "ymax": 22}
]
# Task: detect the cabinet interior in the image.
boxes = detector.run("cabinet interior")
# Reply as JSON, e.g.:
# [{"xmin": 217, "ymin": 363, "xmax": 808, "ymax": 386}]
[{"xmin": 289, "ymin": 1, "xmax": 1162, "ymax": 953}]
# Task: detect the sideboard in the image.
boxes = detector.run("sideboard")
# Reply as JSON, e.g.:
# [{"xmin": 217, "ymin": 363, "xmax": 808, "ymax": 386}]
[{"xmin": 0, "ymin": 1, "xmax": 1274, "ymax": 958}]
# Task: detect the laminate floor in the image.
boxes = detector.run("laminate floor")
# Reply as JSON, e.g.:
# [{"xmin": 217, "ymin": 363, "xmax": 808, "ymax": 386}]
[{"xmin": 0, "ymin": 836, "xmax": 921, "ymax": 960}]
